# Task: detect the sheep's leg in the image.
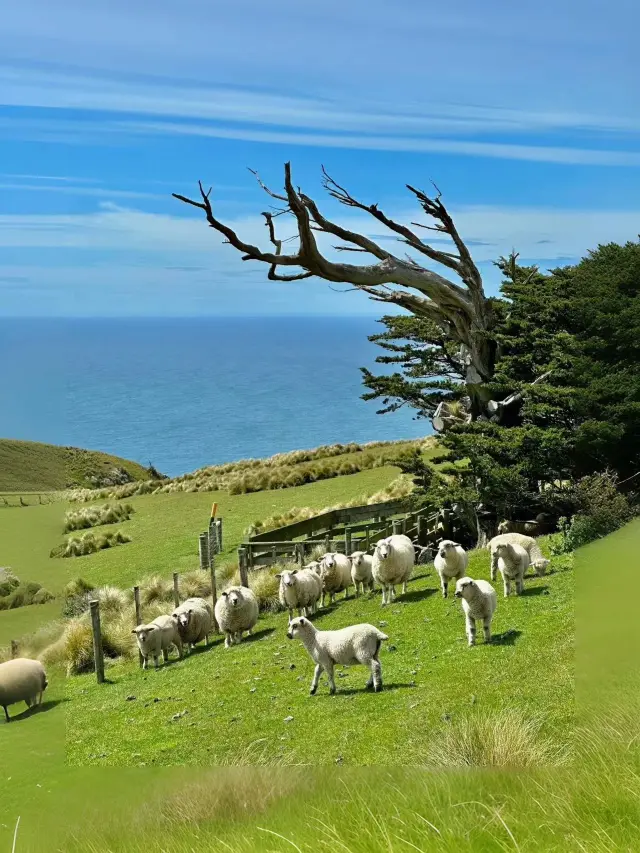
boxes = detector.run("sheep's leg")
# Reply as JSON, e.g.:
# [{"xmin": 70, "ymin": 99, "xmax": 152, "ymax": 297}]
[
  {"xmin": 380, "ymin": 586, "xmax": 387, "ymax": 606},
  {"xmin": 205, "ymin": 633, "xmax": 209, "ymax": 646},
  {"xmin": 162, "ymin": 648, "xmax": 169, "ymax": 663},
  {"xmin": 224, "ymin": 632, "xmax": 232, "ymax": 648},
  {"xmin": 248, "ymin": 626, "xmax": 253, "ymax": 635},
  {"xmin": 309, "ymin": 664, "xmax": 323, "ymax": 695},
  {"xmin": 354, "ymin": 582, "xmax": 359, "ymax": 598},
  {"xmin": 441, "ymin": 578, "xmax": 448, "ymax": 599},
  {"xmin": 154, "ymin": 655, "xmax": 160, "ymax": 669},
  {"xmin": 467, "ymin": 616, "xmax": 476, "ymax": 647},
  {"xmin": 3, "ymin": 705, "xmax": 9, "ymax": 723},
  {"xmin": 516, "ymin": 576, "xmax": 524, "ymax": 595},
  {"xmin": 325, "ymin": 661, "xmax": 336, "ymax": 695},
  {"xmin": 390, "ymin": 585, "xmax": 396, "ymax": 601},
  {"xmin": 142, "ymin": 656, "xmax": 148, "ymax": 671},
  {"xmin": 367, "ymin": 657, "xmax": 383, "ymax": 692},
  {"xmin": 288, "ymin": 607, "xmax": 294, "ymax": 621},
  {"xmin": 503, "ymin": 577, "xmax": 510, "ymax": 597},
  {"xmin": 483, "ymin": 617, "xmax": 492, "ymax": 644},
  {"xmin": 402, "ymin": 581, "xmax": 407, "ymax": 595},
  {"xmin": 490, "ymin": 554, "xmax": 497, "ymax": 582}
]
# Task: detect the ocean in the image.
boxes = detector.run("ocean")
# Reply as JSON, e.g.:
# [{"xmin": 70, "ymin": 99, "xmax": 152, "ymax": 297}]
[{"xmin": 0, "ymin": 317, "xmax": 431, "ymax": 477}]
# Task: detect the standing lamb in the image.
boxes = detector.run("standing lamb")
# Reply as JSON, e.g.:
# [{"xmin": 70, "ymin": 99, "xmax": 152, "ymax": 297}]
[
  {"xmin": 494, "ymin": 542, "xmax": 530, "ymax": 597},
  {"xmin": 349, "ymin": 551, "xmax": 374, "ymax": 596},
  {"xmin": 132, "ymin": 614, "xmax": 183, "ymax": 669},
  {"xmin": 0, "ymin": 658, "xmax": 48, "ymax": 722},
  {"xmin": 318, "ymin": 552, "xmax": 352, "ymax": 606},
  {"xmin": 434, "ymin": 540, "xmax": 468, "ymax": 598},
  {"xmin": 454, "ymin": 577, "xmax": 497, "ymax": 646},
  {"xmin": 171, "ymin": 597, "xmax": 213, "ymax": 655},
  {"xmin": 214, "ymin": 586, "xmax": 259, "ymax": 648},
  {"xmin": 488, "ymin": 532, "xmax": 550, "ymax": 580},
  {"xmin": 372, "ymin": 534, "xmax": 415, "ymax": 606},
  {"xmin": 286, "ymin": 616, "xmax": 388, "ymax": 694},
  {"xmin": 276, "ymin": 568, "xmax": 322, "ymax": 619}
]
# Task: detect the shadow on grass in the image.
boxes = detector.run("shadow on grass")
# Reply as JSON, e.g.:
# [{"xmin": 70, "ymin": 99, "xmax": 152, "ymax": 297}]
[
  {"xmin": 2, "ymin": 696, "xmax": 69, "ymax": 723},
  {"xmin": 400, "ymin": 587, "xmax": 438, "ymax": 604},
  {"xmin": 521, "ymin": 586, "xmax": 550, "ymax": 597},
  {"xmin": 331, "ymin": 682, "xmax": 418, "ymax": 696},
  {"xmin": 491, "ymin": 629, "xmax": 523, "ymax": 646},
  {"xmin": 238, "ymin": 627, "xmax": 276, "ymax": 645}
]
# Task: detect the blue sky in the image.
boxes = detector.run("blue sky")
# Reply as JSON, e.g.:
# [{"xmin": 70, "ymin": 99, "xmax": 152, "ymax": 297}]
[{"xmin": 0, "ymin": 0, "xmax": 639, "ymax": 317}]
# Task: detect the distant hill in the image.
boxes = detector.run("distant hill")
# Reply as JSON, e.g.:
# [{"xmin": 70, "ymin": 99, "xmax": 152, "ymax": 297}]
[{"xmin": 0, "ymin": 439, "xmax": 155, "ymax": 492}]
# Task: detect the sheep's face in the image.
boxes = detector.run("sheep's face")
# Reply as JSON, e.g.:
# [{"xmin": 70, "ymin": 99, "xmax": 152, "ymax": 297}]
[
  {"xmin": 351, "ymin": 552, "xmax": 363, "ymax": 568},
  {"xmin": 497, "ymin": 521, "xmax": 510, "ymax": 534},
  {"xmin": 495, "ymin": 543, "xmax": 511, "ymax": 558},
  {"xmin": 286, "ymin": 616, "xmax": 307, "ymax": 639},
  {"xmin": 277, "ymin": 570, "xmax": 298, "ymax": 588},
  {"xmin": 533, "ymin": 558, "xmax": 550, "ymax": 576},
  {"xmin": 323, "ymin": 554, "xmax": 337, "ymax": 570},
  {"xmin": 132, "ymin": 625, "xmax": 152, "ymax": 643},
  {"xmin": 454, "ymin": 578, "xmax": 475, "ymax": 599},
  {"xmin": 222, "ymin": 590, "xmax": 241, "ymax": 607},
  {"xmin": 438, "ymin": 540, "xmax": 458, "ymax": 559},
  {"xmin": 304, "ymin": 562, "xmax": 321, "ymax": 575},
  {"xmin": 176, "ymin": 609, "xmax": 193, "ymax": 629},
  {"xmin": 376, "ymin": 541, "xmax": 390, "ymax": 560}
]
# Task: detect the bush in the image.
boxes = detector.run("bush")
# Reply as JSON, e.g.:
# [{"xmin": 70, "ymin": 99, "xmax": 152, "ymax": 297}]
[
  {"xmin": 50, "ymin": 529, "xmax": 132, "ymax": 558},
  {"xmin": 248, "ymin": 565, "xmax": 285, "ymax": 613},
  {"xmin": 63, "ymin": 502, "xmax": 135, "ymax": 532},
  {"xmin": 32, "ymin": 587, "xmax": 55, "ymax": 605},
  {"xmin": 138, "ymin": 574, "xmax": 173, "ymax": 606},
  {"xmin": 2, "ymin": 580, "xmax": 47, "ymax": 609},
  {"xmin": 179, "ymin": 569, "xmax": 212, "ymax": 600}
]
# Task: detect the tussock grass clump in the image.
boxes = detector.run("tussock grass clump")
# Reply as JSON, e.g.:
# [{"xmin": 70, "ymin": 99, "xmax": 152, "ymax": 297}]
[
  {"xmin": 426, "ymin": 709, "xmax": 570, "ymax": 768},
  {"xmin": 63, "ymin": 502, "xmax": 135, "ymax": 532},
  {"xmin": 94, "ymin": 584, "xmax": 129, "ymax": 617},
  {"xmin": 50, "ymin": 529, "xmax": 131, "ymax": 558},
  {"xmin": 0, "ymin": 576, "xmax": 54, "ymax": 610},
  {"xmin": 248, "ymin": 565, "xmax": 287, "ymax": 613},
  {"xmin": 41, "ymin": 611, "xmax": 137, "ymax": 675},
  {"xmin": 179, "ymin": 569, "xmax": 212, "ymax": 599},
  {"xmin": 138, "ymin": 573, "xmax": 174, "ymax": 606}
]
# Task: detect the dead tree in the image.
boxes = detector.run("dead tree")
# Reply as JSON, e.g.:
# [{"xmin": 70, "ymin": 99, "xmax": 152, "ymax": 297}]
[{"xmin": 173, "ymin": 164, "xmax": 505, "ymax": 423}]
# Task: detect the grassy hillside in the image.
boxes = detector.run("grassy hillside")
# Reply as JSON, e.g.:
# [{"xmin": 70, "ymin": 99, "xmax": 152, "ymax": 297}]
[{"xmin": 0, "ymin": 438, "xmax": 153, "ymax": 493}]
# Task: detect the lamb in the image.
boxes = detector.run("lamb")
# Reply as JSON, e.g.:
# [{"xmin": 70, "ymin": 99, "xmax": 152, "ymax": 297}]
[
  {"xmin": 488, "ymin": 532, "xmax": 550, "ymax": 580},
  {"xmin": 214, "ymin": 586, "xmax": 259, "ymax": 648},
  {"xmin": 434, "ymin": 540, "xmax": 468, "ymax": 598},
  {"xmin": 372, "ymin": 534, "xmax": 415, "ymax": 605},
  {"xmin": 132, "ymin": 614, "xmax": 183, "ymax": 669},
  {"xmin": 318, "ymin": 552, "xmax": 352, "ymax": 606},
  {"xmin": 349, "ymin": 551, "xmax": 374, "ymax": 596},
  {"xmin": 286, "ymin": 616, "xmax": 388, "ymax": 694},
  {"xmin": 454, "ymin": 577, "xmax": 497, "ymax": 646},
  {"xmin": 0, "ymin": 658, "xmax": 48, "ymax": 722},
  {"xmin": 494, "ymin": 542, "xmax": 530, "ymax": 597},
  {"xmin": 276, "ymin": 568, "xmax": 323, "ymax": 619},
  {"xmin": 171, "ymin": 596, "xmax": 213, "ymax": 655}
]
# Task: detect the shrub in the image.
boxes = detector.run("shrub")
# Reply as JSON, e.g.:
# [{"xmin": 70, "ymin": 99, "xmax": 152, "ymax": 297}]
[
  {"xmin": 63, "ymin": 502, "xmax": 135, "ymax": 532},
  {"xmin": 0, "ymin": 575, "xmax": 20, "ymax": 597},
  {"xmin": 50, "ymin": 529, "xmax": 132, "ymax": 558},
  {"xmin": 179, "ymin": 569, "xmax": 212, "ymax": 600},
  {"xmin": 3, "ymin": 581, "xmax": 45, "ymax": 609},
  {"xmin": 138, "ymin": 574, "xmax": 173, "ymax": 606},
  {"xmin": 94, "ymin": 585, "xmax": 129, "ymax": 617},
  {"xmin": 248, "ymin": 565, "xmax": 285, "ymax": 613},
  {"xmin": 41, "ymin": 611, "xmax": 137, "ymax": 675},
  {"xmin": 32, "ymin": 588, "xmax": 55, "ymax": 605}
]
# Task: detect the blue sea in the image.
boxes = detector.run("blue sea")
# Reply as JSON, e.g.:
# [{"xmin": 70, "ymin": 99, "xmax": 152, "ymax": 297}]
[{"xmin": 0, "ymin": 318, "xmax": 431, "ymax": 478}]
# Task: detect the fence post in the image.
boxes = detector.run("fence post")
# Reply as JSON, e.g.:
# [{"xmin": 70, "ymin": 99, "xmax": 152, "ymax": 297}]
[
  {"xmin": 238, "ymin": 548, "xmax": 249, "ymax": 588},
  {"xmin": 247, "ymin": 544, "xmax": 255, "ymax": 569},
  {"xmin": 133, "ymin": 586, "xmax": 143, "ymax": 667},
  {"xmin": 10, "ymin": 640, "xmax": 18, "ymax": 659},
  {"xmin": 364, "ymin": 523, "xmax": 371, "ymax": 551},
  {"xmin": 272, "ymin": 545, "xmax": 277, "ymax": 564},
  {"xmin": 392, "ymin": 520, "xmax": 402, "ymax": 537},
  {"xmin": 216, "ymin": 518, "xmax": 223, "ymax": 552},
  {"xmin": 324, "ymin": 535, "xmax": 331, "ymax": 553},
  {"xmin": 416, "ymin": 514, "xmax": 424, "ymax": 544},
  {"xmin": 209, "ymin": 550, "xmax": 219, "ymax": 633},
  {"xmin": 173, "ymin": 572, "xmax": 180, "ymax": 607},
  {"xmin": 345, "ymin": 527, "xmax": 352, "ymax": 557},
  {"xmin": 296, "ymin": 542, "xmax": 305, "ymax": 565},
  {"xmin": 199, "ymin": 532, "xmax": 210, "ymax": 571},
  {"xmin": 442, "ymin": 508, "xmax": 452, "ymax": 539},
  {"xmin": 89, "ymin": 600, "xmax": 105, "ymax": 684}
]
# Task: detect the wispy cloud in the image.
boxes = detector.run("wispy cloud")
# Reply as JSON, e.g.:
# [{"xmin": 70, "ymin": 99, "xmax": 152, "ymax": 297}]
[{"xmin": 0, "ymin": 181, "xmax": 163, "ymax": 200}]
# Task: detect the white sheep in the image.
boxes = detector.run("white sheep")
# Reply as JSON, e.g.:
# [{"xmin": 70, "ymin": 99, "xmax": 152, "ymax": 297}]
[
  {"xmin": 286, "ymin": 616, "xmax": 388, "ymax": 694},
  {"xmin": 0, "ymin": 658, "xmax": 48, "ymax": 722},
  {"xmin": 434, "ymin": 539, "xmax": 468, "ymax": 598},
  {"xmin": 494, "ymin": 542, "xmax": 530, "ymax": 597},
  {"xmin": 214, "ymin": 586, "xmax": 259, "ymax": 648},
  {"xmin": 276, "ymin": 568, "xmax": 322, "ymax": 619},
  {"xmin": 349, "ymin": 551, "xmax": 374, "ymax": 596},
  {"xmin": 318, "ymin": 552, "xmax": 352, "ymax": 606},
  {"xmin": 171, "ymin": 597, "xmax": 213, "ymax": 655},
  {"xmin": 372, "ymin": 534, "xmax": 415, "ymax": 605},
  {"xmin": 488, "ymin": 532, "xmax": 550, "ymax": 580},
  {"xmin": 132, "ymin": 614, "xmax": 183, "ymax": 669},
  {"xmin": 454, "ymin": 577, "xmax": 497, "ymax": 646}
]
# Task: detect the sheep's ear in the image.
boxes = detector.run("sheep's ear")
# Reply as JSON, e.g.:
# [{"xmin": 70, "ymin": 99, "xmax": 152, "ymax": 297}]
[
  {"xmin": 451, "ymin": 542, "xmax": 460, "ymax": 547},
  {"xmin": 188, "ymin": 608, "xmax": 193, "ymax": 614},
  {"xmin": 291, "ymin": 569, "xmax": 298, "ymax": 575},
  {"xmin": 131, "ymin": 629, "xmax": 138, "ymax": 634},
  {"xmin": 222, "ymin": 591, "xmax": 228, "ymax": 597},
  {"xmin": 275, "ymin": 573, "xmax": 282, "ymax": 579}
]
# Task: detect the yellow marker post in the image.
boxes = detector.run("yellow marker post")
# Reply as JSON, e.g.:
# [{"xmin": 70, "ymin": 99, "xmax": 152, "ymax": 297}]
[{"xmin": 211, "ymin": 502, "xmax": 218, "ymax": 518}]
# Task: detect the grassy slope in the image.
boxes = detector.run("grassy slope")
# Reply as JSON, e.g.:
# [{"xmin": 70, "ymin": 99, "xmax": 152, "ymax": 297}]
[{"xmin": 0, "ymin": 438, "xmax": 151, "ymax": 492}]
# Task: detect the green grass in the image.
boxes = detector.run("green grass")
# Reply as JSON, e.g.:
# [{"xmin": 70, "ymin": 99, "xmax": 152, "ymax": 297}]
[{"xmin": 0, "ymin": 438, "xmax": 152, "ymax": 492}]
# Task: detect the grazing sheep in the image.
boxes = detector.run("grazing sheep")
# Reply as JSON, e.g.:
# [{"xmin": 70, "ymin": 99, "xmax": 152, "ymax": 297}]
[
  {"xmin": 488, "ymin": 532, "xmax": 550, "ymax": 580},
  {"xmin": 171, "ymin": 597, "xmax": 213, "ymax": 655},
  {"xmin": 454, "ymin": 577, "xmax": 497, "ymax": 646},
  {"xmin": 498, "ymin": 519, "xmax": 543, "ymax": 537},
  {"xmin": 318, "ymin": 552, "xmax": 352, "ymax": 606},
  {"xmin": 434, "ymin": 540, "xmax": 468, "ymax": 598},
  {"xmin": 495, "ymin": 542, "xmax": 530, "ymax": 597},
  {"xmin": 349, "ymin": 551, "xmax": 374, "ymax": 596},
  {"xmin": 372, "ymin": 534, "xmax": 415, "ymax": 606},
  {"xmin": 0, "ymin": 658, "xmax": 48, "ymax": 722},
  {"xmin": 276, "ymin": 568, "xmax": 323, "ymax": 619},
  {"xmin": 214, "ymin": 586, "xmax": 259, "ymax": 648},
  {"xmin": 286, "ymin": 616, "xmax": 388, "ymax": 694},
  {"xmin": 132, "ymin": 614, "xmax": 183, "ymax": 669}
]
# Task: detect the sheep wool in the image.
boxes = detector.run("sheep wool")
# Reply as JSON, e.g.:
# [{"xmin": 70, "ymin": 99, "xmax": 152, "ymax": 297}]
[
  {"xmin": 349, "ymin": 551, "xmax": 374, "ymax": 596},
  {"xmin": 132, "ymin": 614, "xmax": 183, "ymax": 669},
  {"xmin": 454, "ymin": 577, "xmax": 497, "ymax": 646},
  {"xmin": 171, "ymin": 597, "xmax": 213, "ymax": 654},
  {"xmin": 287, "ymin": 616, "xmax": 388, "ymax": 694},
  {"xmin": 495, "ymin": 542, "xmax": 530, "ymax": 597},
  {"xmin": 214, "ymin": 586, "xmax": 259, "ymax": 648},
  {"xmin": 0, "ymin": 658, "xmax": 48, "ymax": 722},
  {"xmin": 372, "ymin": 534, "xmax": 415, "ymax": 605},
  {"xmin": 434, "ymin": 540, "xmax": 468, "ymax": 598},
  {"xmin": 318, "ymin": 553, "xmax": 352, "ymax": 606},
  {"xmin": 488, "ymin": 532, "xmax": 550, "ymax": 579},
  {"xmin": 276, "ymin": 568, "xmax": 322, "ymax": 619}
]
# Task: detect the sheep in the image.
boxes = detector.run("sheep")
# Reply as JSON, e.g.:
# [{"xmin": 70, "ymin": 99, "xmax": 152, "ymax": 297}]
[
  {"xmin": 434, "ymin": 539, "xmax": 468, "ymax": 598},
  {"xmin": 171, "ymin": 596, "xmax": 213, "ymax": 655},
  {"xmin": 494, "ymin": 542, "xmax": 530, "ymax": 597},
  {"xmin": 132, "ymin": 614, "xmax": 183, "ymax": 669},
  {"xmin": 303, "ymin": 561, "xmax": 321, "ymax": 576},
  {"xmin": 214, "ymin": 586, "xmax": 259, "ymax": 648},
  {"xmin": 488, "ymin": 532, "xmax": 550, "ymax": 580},
  {"xmin": 318, "ymin": 552, "xmax": 352, "ymax": 606},
  {"xmin": 372, "ymin": 534, "xmax": 415, "ymax": 606},
  {"xmin": 497, "ymin": 519, "xmax": 544, "ymax": 537},
  {"xmin": 286, "ymin": 616, "xmax": 388, "ymax": 695},
  {"xmin": 349, "ymin": 551, "xmax": 374, "ymax": 596},
  {"xmin": 0, "ymin": 658, "xmax": 48, "ymax": 722},
  {"xmin": 454, "ymin": 577, "xmax": 497, "ymax": 646},
  {"xmin": 276, "ymin": 568, "xmax": 323, "ymax": 619}
]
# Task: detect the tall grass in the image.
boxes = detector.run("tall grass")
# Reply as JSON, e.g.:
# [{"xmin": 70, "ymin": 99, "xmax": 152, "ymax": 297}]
[
  {"xmin": 63, "ymin": 502, "xmax": 135, "ymax": 532},
  {"xmin": 50, "ymin": 529, "xmax": 131, "ymax": 558}
]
